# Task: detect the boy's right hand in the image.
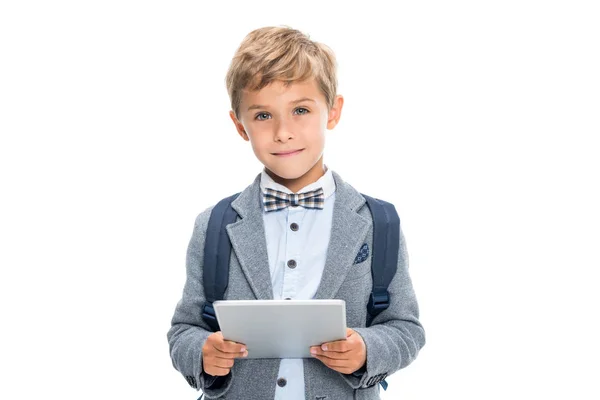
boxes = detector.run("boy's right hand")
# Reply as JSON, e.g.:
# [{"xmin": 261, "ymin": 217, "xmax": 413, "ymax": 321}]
[{"xmin": 202, "ymin": 331, "xmax": 248, "ymax": 376}]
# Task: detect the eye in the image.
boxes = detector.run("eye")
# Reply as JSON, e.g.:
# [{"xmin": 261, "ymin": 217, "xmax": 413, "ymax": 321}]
[
  {"xmin": 294, "ymin": 107, "xmax": 309, "ymax": 115},
  {"xmin": 255, "ymin": 112, "xmax": 271, "ymax": 121}
]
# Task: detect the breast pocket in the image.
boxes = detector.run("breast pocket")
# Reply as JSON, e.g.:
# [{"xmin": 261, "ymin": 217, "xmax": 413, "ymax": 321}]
[
  {"xmin": 344, "ymin": 242, "xmax": 371, "ymax": 282},
  {"xmin": 343, "ymin": 258, "xmax": 372, "ymax": 282}
]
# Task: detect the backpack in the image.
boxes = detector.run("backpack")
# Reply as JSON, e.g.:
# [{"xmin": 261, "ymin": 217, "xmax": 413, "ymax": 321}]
[{"xmin": 200, "ymin": 192, "xmax": 400, "ymax": 391}]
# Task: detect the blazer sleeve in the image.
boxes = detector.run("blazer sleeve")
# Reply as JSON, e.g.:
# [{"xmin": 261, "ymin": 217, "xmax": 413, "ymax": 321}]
[
  {"xmin": 341, "ymin": 227, "xmax": 426, "ymax": 389},
  {"xmin": 167, "ymin": 209, "xmax": 235, "ymax": 398}
]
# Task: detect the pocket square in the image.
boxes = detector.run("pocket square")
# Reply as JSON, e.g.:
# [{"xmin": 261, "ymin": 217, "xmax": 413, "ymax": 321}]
[{"xmin": 353, "ymin": 243, "xmax": 369, "ymax": 264}]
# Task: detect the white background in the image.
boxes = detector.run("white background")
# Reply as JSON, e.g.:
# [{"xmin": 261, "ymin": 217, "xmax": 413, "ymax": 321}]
[{"xmin": 1, "ymin": 1, "xmax": 599, "ymax": 399}]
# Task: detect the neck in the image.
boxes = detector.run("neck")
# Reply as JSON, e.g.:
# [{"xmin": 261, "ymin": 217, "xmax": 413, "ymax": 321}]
[{"xmin": 266, "ymin": 160, "xmax": 326, "ymax": 193}]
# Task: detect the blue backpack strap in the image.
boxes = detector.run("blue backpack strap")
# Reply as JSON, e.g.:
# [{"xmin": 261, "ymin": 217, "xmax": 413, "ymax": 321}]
[
  {"xmin": 361, "ymin": 194, "xmax": 400, "ymax": 324},
  {"xmin": 362, "ymin": 194, "xmax": 400, "ymax": 391},
  {"xmin": 201, "ymin": 192, "xmax": 241, "ymax": 332}
]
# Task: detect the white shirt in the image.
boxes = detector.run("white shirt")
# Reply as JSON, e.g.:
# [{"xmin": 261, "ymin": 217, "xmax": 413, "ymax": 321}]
[{"xmin": 260, "ymin": 166, "xmax": 336, "ymax": 400}]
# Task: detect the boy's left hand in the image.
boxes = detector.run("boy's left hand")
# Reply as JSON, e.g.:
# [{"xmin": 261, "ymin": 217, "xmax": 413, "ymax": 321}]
[{"xmin": 310, "ymin": 328, "xmax": 366, "ymax": 375}]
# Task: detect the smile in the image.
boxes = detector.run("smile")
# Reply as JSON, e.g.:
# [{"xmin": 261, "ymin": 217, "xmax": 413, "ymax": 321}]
[{"xmin": 273, "ymin": 149, "xmax": 303, "ymax": 157}]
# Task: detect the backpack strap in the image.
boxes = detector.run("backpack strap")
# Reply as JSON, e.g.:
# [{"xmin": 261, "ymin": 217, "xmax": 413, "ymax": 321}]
[
  {"xmin": 201, "ymin": 192, "xmax": 240, "ymax": 331},
  {"xmin": 362, "ymin": 194, "xmax": 400, "ymax": 391},
  {"xmin": 361, "ymin": 194, "xmax": 400, "ymax": 326}
]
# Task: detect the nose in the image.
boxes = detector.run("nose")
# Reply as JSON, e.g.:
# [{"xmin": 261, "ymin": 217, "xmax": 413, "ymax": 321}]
[{"xmin": 273, "ymin": 116, "xmax": 294, "ymax": 143}]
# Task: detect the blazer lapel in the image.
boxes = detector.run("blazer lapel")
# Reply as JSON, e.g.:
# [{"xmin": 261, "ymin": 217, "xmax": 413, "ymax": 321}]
[
  {"xmin": 314, "ymin": 171, "xmax": 370, "ymax": 300},
  {"xmin": 226, "ymin": 174, "xmax": 274, "ymax": 300}
]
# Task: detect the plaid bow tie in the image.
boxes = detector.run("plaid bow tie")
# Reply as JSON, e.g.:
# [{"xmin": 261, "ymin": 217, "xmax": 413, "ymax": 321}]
[{"xmin": 263, "ymin": 187, "xmax": 325, "ymax": 212}]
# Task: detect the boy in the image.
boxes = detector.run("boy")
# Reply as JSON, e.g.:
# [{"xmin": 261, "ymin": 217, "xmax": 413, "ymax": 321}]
[{"xmin": 167, "ymin": 26, "xmax": 425, "ymax": 399}]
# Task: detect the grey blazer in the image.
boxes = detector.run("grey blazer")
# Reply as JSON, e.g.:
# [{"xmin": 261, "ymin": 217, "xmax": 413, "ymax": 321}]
[{"xmin": 167, "ymin": 171, "xmax": 425, "ymax": 400}]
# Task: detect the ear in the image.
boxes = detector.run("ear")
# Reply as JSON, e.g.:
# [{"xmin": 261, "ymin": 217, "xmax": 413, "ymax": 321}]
[
  {"xmin": 230, "ymin": 110, "xmax": 249, "ymax": 141},
  {"xmin": 326, "ymin": 95, "xmax": 344, "ymax": 130}
]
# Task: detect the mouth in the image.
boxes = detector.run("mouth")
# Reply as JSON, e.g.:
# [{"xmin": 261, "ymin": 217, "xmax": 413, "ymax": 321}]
[{"xmin": 273, "ymin": 149, "xmax": 304, "ymax": 157}]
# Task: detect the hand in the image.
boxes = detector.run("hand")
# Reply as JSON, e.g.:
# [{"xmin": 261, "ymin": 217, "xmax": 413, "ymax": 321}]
[
  {"xmin": 202, "ymin": 331, "xmax": 248, "ymax": 376},
  {"xmin": 310, "ymin": 328, "xmax": 366, "ymax": 375}
]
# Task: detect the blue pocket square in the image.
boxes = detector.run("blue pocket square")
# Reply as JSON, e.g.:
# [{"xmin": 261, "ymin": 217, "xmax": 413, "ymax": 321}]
[{"xmin": 353, "ymin": 243, "xmax": 369, "ymax": 264}]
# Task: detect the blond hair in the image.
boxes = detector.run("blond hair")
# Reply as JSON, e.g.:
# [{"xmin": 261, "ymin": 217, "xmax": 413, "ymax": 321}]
[{"xmin": 226, "ymin": 26, "xmax": 338, "ymax": 119}]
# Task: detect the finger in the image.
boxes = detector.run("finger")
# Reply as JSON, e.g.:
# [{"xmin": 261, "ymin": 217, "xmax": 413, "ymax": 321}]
[
  {"xmin": 207, "ymin": 356, "xmax": 235, "ymax": 369},
  {"xmin": 312, "ymin": 354, "xmax": 354, "ymax": 374},
  {"xmin": 213, "ymin": 338, "xmax": 247, "ymax": 354},
  {"xmin": 214, "ymin": 349, "xmax": 248, "ymax": 359},
  {"xmin": 320, "ymin": 339, "xmax": 351, "ymax": 353},
  {"xmin": 313, "ymin": 353, "xmax": 347, "ymax": 367},
  {"xmin": 310, "ymin": 346, "xmax": 350, "ymax": 360},
  {"xmin": 209, "ymin": 332, "xmax": 246, "ymax": 353},
  {"xmin": 207, "ymin": 331, "xmax": 224, "ymax": 343}
]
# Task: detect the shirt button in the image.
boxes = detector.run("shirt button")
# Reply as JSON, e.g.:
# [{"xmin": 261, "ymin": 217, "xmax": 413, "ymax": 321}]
[
  {"xmin": 290, "ymin": 222, "xmax": 299, "ymax": 231},
  {"xmin": 277, "ymin": 377, "xmax": 287, "ymax": 387},
  {"xmin": 287, "ymin": 259, "xmax": 297, "ymax": 269}
]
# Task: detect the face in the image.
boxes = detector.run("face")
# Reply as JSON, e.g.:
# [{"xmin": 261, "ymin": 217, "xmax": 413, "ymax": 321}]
[{"xmin": 230, "ymin": 79, "xmax": 343, "ymax": 192}]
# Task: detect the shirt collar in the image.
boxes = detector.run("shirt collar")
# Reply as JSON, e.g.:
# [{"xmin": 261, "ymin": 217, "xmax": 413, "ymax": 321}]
[{"xmin": 260, "ymin": 165, "xmax": 336, "ymax": 200}]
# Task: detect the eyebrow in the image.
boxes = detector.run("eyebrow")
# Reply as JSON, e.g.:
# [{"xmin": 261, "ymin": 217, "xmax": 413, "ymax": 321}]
[{"xmin": 246, "ymin": 97, "xmax": 316, "ymax": 111}]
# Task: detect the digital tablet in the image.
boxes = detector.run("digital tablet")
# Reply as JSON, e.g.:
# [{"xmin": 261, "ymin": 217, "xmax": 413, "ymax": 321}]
[{"xmin": 213, "ymin": 299, "xmax": 347, "ymax": 359}]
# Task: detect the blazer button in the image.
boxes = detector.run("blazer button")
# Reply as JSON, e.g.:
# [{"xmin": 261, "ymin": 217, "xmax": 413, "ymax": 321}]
[
  {"xmin": 277, "ymin": 377, "xmax": 287, "ymax": 387},
  {"xmin": 287, "ymin": 259, "xmax": 297, "ymax": 269},
  {"xmin": 290, "ymin": 222, "xmax": 299, "ymax": 231}
]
